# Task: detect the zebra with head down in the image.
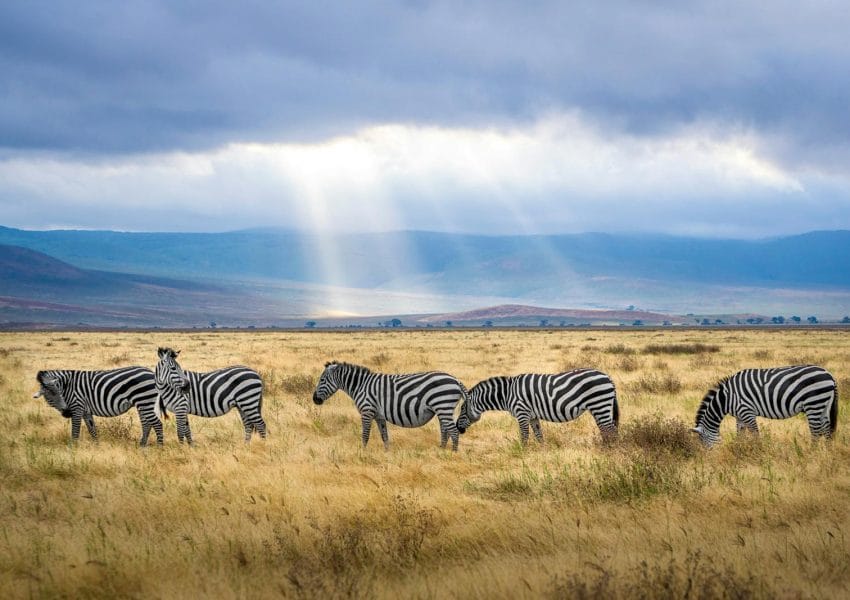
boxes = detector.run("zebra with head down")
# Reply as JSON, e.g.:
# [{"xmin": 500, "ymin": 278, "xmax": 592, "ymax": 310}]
[
  {"xmin": 692, "ymin": 365, "xmax": 838, "ymax": 447},
  {"xmin": 456, "ymin": 369, "xmax": 619, "ymax": 445},
  {"xmin": 34, "ymin": 366, "xmax": 164, "ymax": 446}
]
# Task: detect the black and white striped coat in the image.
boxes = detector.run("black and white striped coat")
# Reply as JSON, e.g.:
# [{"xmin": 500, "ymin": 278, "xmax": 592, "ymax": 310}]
[
  {"xmin": 154, "ymin": 348, "xmax": 266, "ymax": 444},
  {"xmin": 33, "ymin": 367, "xmax": 164, "ymax": 445},
  {"xmin": 456, "ymin": 369, "xmax": 619, "ymax": 444},
  {"xmin": 692, "ymin": 365, "xmax": 838, "ymax": 446},
  {"xmin": 312, "ymin": 361, "xmax": 468, "ymax": 450}
]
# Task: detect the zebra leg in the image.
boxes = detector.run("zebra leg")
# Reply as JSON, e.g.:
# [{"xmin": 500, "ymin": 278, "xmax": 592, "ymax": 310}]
[
  {"xmin": 152, "ymin": 418, "xmax": 164, "ymax": 446},
  {"xmin": 376, "ymin": 419, "xmax": 389, "ymax": 450},
  {"xmin": 588, "ymin": 406, "xmax": 618, "ymax": 442},
  {"xmin": 84, "ymin": 414, "xmax": 98, "ymax": 442},
  {"xmin": 237, "ymin": 408, "xmax": 253, "ymax": 444},
  {"xmin": 516, "ymin": 416, "xmax": 531, "ymax": 446},
  {"xmin": 254, "ymin": 417, "xmax": 267, "ymax": 439},
  {"xmin": 440, "ymin": 424, "xmax": 448, "ymax": 449},
  {"xmin": 360, "ymin": 413, "xmax": 374, "ymax": 447},
  {"xmin": 805, "ymin": 410, "xmax": 829, "ymax": 439},
  {"xmin": 70, "ymin": 415, "xmax": 82, "ymax": 442},
  {"xmin": 176, "ymin": 412, "xmax": 193, "ymax": 445},
  {"xmin": 531, "ymin": 418, "xmax": 544, "ymax": 443},
  {"xmin": 736, "ymin": 414, "xmax": 759, "ymax": 436}
]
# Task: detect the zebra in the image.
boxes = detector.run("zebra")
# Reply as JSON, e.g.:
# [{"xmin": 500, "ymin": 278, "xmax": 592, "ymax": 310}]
[
  {"xmin": 312, "ymin": 361, "xmax": 467, "ymax": 450},
  {"xmin": 154, "ymin": 347, "xmax": 266, "ymax": 444},
  {"xmin": 33, "ymin": 367, "xmax": 164, "ymax": 446},
  {"xmin": 692, "ymin": 365, "xmax": 838, "ymax": 447},
  {"xmin": 456, "ymin": 369, "xmax": 619, "ymax": 445}
]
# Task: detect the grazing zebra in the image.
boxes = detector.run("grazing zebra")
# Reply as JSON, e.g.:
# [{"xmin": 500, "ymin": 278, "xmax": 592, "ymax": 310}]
[
  {"xmin": 312, "ymin": 361, "xmax": 467, "ymax": 450},
  {"xmin": 456, "ymin": 369, "xmax": 619, "ymax": 445},
  {"xmin": 692, "ymin": 365, "xmax": 838, "ymax": 446},
  {"xmin": 154, "ymin": 347, "xmax": 266, "ymax": 444},
  {"xmin": 33, "ymin": 367, "xmax": 164, "ymax": 446}
]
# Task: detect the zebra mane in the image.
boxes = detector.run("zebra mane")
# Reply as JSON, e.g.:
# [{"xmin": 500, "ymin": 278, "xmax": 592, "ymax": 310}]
[
  {"xmin": 325, "ymin": 360, "xmax": 372, "ymax": 374},
  {"xmin": 470, "ymin": 375, "xmax": 511, "ymax": 392}
]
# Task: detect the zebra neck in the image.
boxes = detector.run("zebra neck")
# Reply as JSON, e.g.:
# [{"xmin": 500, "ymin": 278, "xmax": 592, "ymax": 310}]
[
  {"xmin": 335, "ymin": 366, "xmax": 370, "ymax": 399},
  {"xmin": 473, "ymin": 394, "xmax": 508, "ymax": 415}
]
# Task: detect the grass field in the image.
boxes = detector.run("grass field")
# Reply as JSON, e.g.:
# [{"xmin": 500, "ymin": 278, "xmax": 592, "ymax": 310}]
[{"xmin": 1, "ymin": 328, "xmax": 849, "ymax": 599}]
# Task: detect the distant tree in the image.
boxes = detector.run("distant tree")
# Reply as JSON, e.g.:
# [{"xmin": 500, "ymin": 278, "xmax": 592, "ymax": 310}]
[
  {"xmin": 790, "ymin": 316, "xmax": 802, "ymax": 323},
  {"xmin": 539, "ymin": 319, "xmax": 549, "ymax": 327},
  {"xmin": 715, "ymin": 319, "xmax": 724, "ymax": 325},
  {"xmin": 754, "ymin": 317, "xmax": 764, "ymax": 324},
  {"xmin": 305, "ymin": 321, "xmax": 317, "ymax": 328},
  {"xmin": 483, "ymin": 320, "xmax": 493, "ymax": 327},
  {"xmin": 771, "ymin": 316, "xmax": 785, "ymax": 324},
  {"xmin": 632, "ymin": 320, "xmax": 643, "ymax": 326},
  {"xmin": 701, "ymin": 318, "xmax": 711, "ymax": 325},
  {"xmin": 209, "ymin": 321, "xmax": 217, "ymax": 328},
  {"xmin": 445, "ymin": 321, "xmax": 453, "ymax": 327},
  {"xmin": 663, "ymin": 321, "xmax": 672, "ymax": 326},
  {"xmin": 390, "ymin": 318, "xmax": 402, "ymax": 327},
  {"xmin": 807, "ymin": 316, "xmax": 818, "ymax": 324},
  {"xmin": 559, "ymin": 320, "xmax": 566, "ymax": 327},
  {"xmin": 842, "ymin": 316, "xmax": 850, "ymax": 324},
  {"xmin": 627, "ymin": 305, "xmax": 635, "ymax": 311},
  {"xmin": 695, "ymin": 319, "xmax": 701, "ymax": 324}
]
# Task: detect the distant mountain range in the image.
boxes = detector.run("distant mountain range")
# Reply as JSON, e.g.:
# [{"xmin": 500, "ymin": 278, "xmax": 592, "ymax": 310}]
[{"xmin": 1, "ymin": 226, "xmax": 849, "ymax": 328}]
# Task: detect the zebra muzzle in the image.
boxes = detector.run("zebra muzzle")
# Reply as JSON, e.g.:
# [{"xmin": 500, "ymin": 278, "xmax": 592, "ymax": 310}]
[{"xmin": 312, "ymin": 393, "xmax": 324, "ymax": 405}]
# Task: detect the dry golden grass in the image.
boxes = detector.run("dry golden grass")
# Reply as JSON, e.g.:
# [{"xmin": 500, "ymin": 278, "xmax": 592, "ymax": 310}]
[{"xmin": 1, "ymin": 328, "xmax": 849, "ymax": 599}]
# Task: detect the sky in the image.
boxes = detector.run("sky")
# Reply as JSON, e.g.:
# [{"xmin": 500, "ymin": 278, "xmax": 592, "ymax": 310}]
[{"xmin": 2, "ymin": 1, "xmax": 850, "ymax": 237}]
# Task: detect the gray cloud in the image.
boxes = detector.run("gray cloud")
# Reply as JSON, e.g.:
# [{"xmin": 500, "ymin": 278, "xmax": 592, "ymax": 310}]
[{"xmin": 1, "ymin": 1, "xmax": 848, "ymax": 166}]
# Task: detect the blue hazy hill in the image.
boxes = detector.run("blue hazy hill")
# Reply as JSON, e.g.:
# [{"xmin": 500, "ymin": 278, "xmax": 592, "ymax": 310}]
[{"xmin": 1, "ymin": 226, "xmax": 848, "ymax": 291}]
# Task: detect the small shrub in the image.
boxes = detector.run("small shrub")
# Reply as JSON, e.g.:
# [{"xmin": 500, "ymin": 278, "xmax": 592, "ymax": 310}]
[
  {"xmin": 605, "ymin": 343, "xmax": 635, "ymax": 355},
  {"xmin": 643, "ymin": 343, "xmax": 720, "ymax": 355},
  {"xmin": 617, "ymin": 354, "xmax": 641, "ymax": 373},
  {"xmin": 549, "ymin": 550, "xmax": 764, "ymax": 599},
  {"xmin": 630, "ymin": 373, "xmax": 683, "ymax": 394},
  {"xmin": 621, "ymin": 413, "xmax": 700, "ymax": 458},
  {"xmin": 280, "ymin": 373, "xmax": 316, "ymax": 396},
  {"xmin": 369, "ymin": 352, "xmax": 390, "ymax": 368}
]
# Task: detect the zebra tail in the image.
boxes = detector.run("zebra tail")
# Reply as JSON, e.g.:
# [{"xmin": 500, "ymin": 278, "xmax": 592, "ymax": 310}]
[
  {"xmin": 155, "ymin": 395, "xmax": 169, "ymax": 421},
  {"xmin": 829, "ymin": 380, "xmax": 839, "ymax": 437},
  {"xmin": 612, "ymin": 393, "xmax": 620, "ymax": 428}
]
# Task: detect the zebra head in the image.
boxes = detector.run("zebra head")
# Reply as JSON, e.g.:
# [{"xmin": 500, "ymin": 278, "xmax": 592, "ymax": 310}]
[
  {"xmin": 313, "ymin": 361, "xmax": 342, "ymax": 405},
  {"xmin": 691, "ymin": 386, "xmax": 724, "ymax": 447},
  {"xmin": 35, "ymin": 371, "xmax": 72, "ymax": 418},
  {"xmin": 155, "ymin": 347, "xmax": 190, "ymax": 399},
  {"xmin": 456, "ymin": 382, "xmax": 485, "ymax": 434}
]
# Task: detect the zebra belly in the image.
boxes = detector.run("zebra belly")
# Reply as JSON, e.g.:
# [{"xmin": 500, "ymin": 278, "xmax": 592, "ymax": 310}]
[
  {"xmin": 89, "ymin": 397, "xmax": 135, "ymax": 417},
  {"xmin": 380, "ymin": 400, "xmax": 435, "ymax": 427},
  {"xmin": 189, "ymin": 399, "xmax": 233, "ymax": 417}
]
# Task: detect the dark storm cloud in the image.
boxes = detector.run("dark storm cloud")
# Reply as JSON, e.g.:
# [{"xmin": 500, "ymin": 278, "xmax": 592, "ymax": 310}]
[{"xmin": 2, "ymin": 0, "xmax": 849, "ymax": 171}]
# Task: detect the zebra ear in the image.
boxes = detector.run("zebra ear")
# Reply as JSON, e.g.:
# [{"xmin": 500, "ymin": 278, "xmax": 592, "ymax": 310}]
[
  {"xmin": 37, "ymin": 370, "xmax": 46, "ymax": 383},
  {"xmin": 33, "ymin": 389, "xmax": 44, "ymax": 398}
]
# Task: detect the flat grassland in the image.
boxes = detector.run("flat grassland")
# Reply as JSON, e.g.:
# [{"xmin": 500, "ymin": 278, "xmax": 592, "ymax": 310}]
[{"xmin": 1, "ymin": 329, "xmax": 849, "ymax": 599}]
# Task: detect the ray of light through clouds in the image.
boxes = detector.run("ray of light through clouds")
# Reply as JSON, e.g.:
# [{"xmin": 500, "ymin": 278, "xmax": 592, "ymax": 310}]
[
  {"xmin": 0, "ymin": 115, "xmax": 821, "ymax": 236},
  {"xmin": 1, "ymin": 1, "xmax": 850, "ymax": 314}
]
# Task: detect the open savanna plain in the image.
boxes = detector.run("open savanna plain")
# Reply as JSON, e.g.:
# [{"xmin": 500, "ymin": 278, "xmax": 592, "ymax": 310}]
[{"xmin": 1, "ymin": 328, "xmax": 850, "ymax": 599}]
